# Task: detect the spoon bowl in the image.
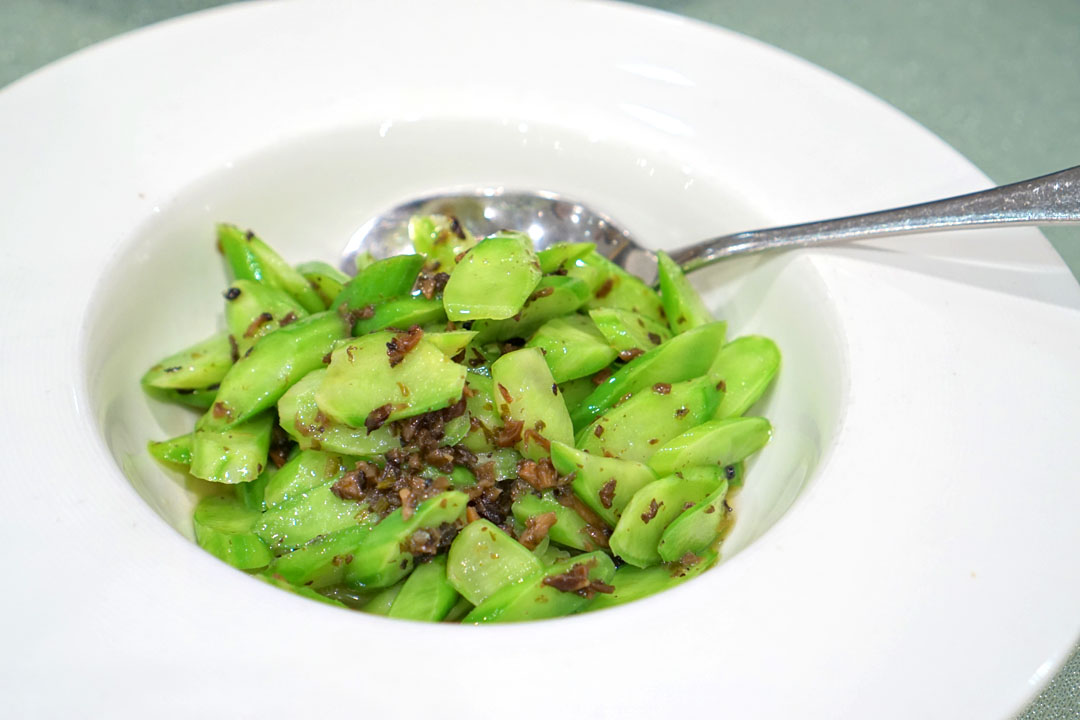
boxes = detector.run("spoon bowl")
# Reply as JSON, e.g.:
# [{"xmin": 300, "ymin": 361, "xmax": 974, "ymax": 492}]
[{"xmin": 343, "ymin": 166, "xmax": 1080, "ymax": 284}]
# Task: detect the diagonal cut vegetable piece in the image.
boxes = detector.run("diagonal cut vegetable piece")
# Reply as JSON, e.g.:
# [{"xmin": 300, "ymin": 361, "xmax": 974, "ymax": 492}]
[
  {"xmin": 588, "ymin": 307, "xmax": 670, "ymax": 354},
  {"xmin": 442, "ymin": 231, "xmax": 541, "ymax": 321},
  {"xmin": 334, "ymin": 254, "xmax": 426, "ymax": 313},
  {"xmin": 707, "ymin": 335, "xmax": 781, "ymax": 419},
  {"xmin": 656, "ymin": 250, "xmax": 714, "ymax": 334},
  {"xmin": 142, "ymin": 332, "xmax": 234, "ymax": 391},
  {"xmin": 388, "ymin": 555, "xmax": 461, "ymax": 621},
  {"xmin": 190, "ymin": 411, "xmax": 274, "ymax": 484},
  {"xmin": 217, "ymin": 223, "xmax": 326, "ymax": 313},
  {"xmin": 409, "ymin": 214, "xmax": 478, "ymax": 270},
  {"xmin": 571, "ymin": 321, "xmax": 727, "ymax": 430},
  {"xmin": 647, "ymin": 416, "xmax": 772, "ymax": 476},
  {"xmin": 490, "ymin": 348, "xmax": 574, "ymax": 461},
  {"xmin": 446, "ymin": 519, "xmax": 542, "ymax": 606},
  {"xmin": 223, "ymin": 279, "xmax": 309, "ymax": 356},
  {"xmin": 549, "ymin": 441, "xmax": 658, "ymax": 527},
  {"xmin": 609, "ymin": 467, "xmax": 724, "ymax": 567},
  {"xmin": 193, "ymin": 495, "xmax": 273, "ymax": 570},
  {"xmin": 316, "ymin": 330, "xmax": 466, "ymax": 428},
  {"xmin": 525, "ymin": 313, "xmax": 617, "ymax": 383},
  {"xmin": 277, "ymin": 369, "xmax": 398, "ymax": 455},
  {"xmin": 578, "ymin": 376, "xmax": 721, "ymax": 464},
  {"xmin": 658, "ymin": 480, "xmax": 730, "ymax": 562},
  {"xmin": 470, "ymin": 275, "xmax": 590, "ymax": 343},
  {"xmin": 587, "ymin": 550, "xmax": 717, "ymax": 611}
]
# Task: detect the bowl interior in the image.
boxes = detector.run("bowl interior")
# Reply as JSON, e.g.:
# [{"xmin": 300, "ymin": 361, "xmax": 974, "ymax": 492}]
[{"xmin": 83, "ymin": 118, "xmax": 847, "ymax": 566}]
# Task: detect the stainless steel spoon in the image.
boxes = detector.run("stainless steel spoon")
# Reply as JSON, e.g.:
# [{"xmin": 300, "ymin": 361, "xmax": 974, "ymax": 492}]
[{"xmin": 342, "ymin": 165, "xmax": 1080, "ymax": 284}]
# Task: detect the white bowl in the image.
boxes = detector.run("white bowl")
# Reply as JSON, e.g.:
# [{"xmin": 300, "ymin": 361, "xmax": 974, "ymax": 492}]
[{"xmin": 2, "ymin": 1, "xmax": 1080, "ymax": 718}]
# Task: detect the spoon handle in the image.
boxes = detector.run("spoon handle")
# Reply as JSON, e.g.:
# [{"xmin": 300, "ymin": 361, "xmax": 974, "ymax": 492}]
[{"xmin": 669, "ymin": 165, "xmax": 1080, "ymax": 272}]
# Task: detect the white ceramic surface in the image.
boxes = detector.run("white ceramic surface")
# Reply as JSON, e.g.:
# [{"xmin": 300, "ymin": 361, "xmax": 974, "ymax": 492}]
[{"xmin": 1, "ymin": 1, "xmax": 1079, "ymax": 718}]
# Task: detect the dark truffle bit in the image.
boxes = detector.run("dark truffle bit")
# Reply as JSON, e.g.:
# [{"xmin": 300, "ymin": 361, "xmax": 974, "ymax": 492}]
[
  {"xmin": 386, "ymin": 324, "xmax": 424, "ymax": 368},
  {"xmin": 541, "ymin": 560, "xmax": 615, "ymax": 598},
  {"xmin": 517, "ymin": 511, "xmax": 558, "ymax": 550}
]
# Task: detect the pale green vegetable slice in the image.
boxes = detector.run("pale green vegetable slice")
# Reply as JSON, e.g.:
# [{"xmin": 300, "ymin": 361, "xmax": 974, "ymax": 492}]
[
  {"xmin": 409, "ymin": 214, "xmax": 477, "ymax": 270},
  {"xmin": 647, "ymin": 417, "xmax": 772, "ymax": 476},
  {"xmin": 263, "ymin": 449, "xmax": 353, "ymax": 509},
  {"xmin": 267, "ymin": 524, "xmax": 373, "ymax": 588},
  {"xmin": 446, "ymin": 519, "xmax": 542, "ymax": 606},
  {"xmin": 388, "ymin": 555, "xmax": 460, "ymax": 621},
  {"xmin": 549, "ymin": 441, "xmax": 658, "ymax": 527},
  {"xmin": 190, "ymin": 411, "xmax": 274, "ymax": 484},
  {"xmin": 658, "ymin": 480, "xmax": 730, "ymax": 562},
  {"xmin": 490, "ymin": 347, "xmax": 574, "ymax": 460},
  {"xmin": 525, "ymin": 314, "xmax": 617, "ymax": 383},
  {"xmin": 256, "ymin": 478, "xmax": 374, "ymax": 552},
  {"xmin": 193, "ymin": 495, "xmax": 273, "ymax": 570},
  {"xmin": 217, "ymin": 223, "xmax": 326, "ymax": 313},
  {"xmin": 141, "ymin": 332, "xmax": 233, "ymax": 390},
  {"xmin": 470, "ymin": 276, "xmax": 590, "ymax": 343},
  {"xmin": 316, "ymin": 330, "xmax": 466, "ymax": 428},
  {"xmin": 707, "ymin": 335, "xmax": 782, "ymax": 419},
  {"xmin": 656, "ymin": 250, "xmax": 714, "ymax": 334},
  {"xmin": 277, "ymin": 369, "xmax": 399, "ymax": 456},
  {"xmin": 588, "ymin": 307, "xmax": 670, "ymax": 354},
  {"xmin": 511, "ymin": 492, "xmax": 601, "ymax": 552},
  {"xmin": 587, "ymin": 550, "xmax": 717, "ymax": 611},
  {"xmin": 609, "ymin": 467, "xmax": 724, "ymax": 568},
  {"xmin": 442, "ymin": 231, "xmax": 541, "ymax": 321},
  {"xmin": 578, "ymin": 376, "xmax": 721, "ymax": 464},
  {"xmin": 223, "ymin": 279, "xmax": 308, "ymax": 356}
]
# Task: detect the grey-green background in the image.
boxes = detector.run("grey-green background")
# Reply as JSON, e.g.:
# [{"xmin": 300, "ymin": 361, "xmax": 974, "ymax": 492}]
[{"xmin": 2, "ymin": 0, "xmax": 1076, "ymax": 717}]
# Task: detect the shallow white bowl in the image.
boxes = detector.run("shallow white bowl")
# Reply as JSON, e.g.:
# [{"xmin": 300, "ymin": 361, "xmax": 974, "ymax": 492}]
[{"xmin": 2, "ymin": 1, "xmax": 1079, "ymax": 718}]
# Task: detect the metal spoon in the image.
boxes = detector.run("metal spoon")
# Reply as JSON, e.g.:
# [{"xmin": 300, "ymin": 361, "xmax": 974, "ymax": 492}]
[{"xmin": 342, "ymin": 165, "xmax": 1080, "ymax": 284}]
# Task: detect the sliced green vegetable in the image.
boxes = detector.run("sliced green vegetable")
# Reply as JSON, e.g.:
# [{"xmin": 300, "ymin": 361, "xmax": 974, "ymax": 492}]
[
  {"xmin": 463, "ymin": 551, "xmax": 616, "ymax": 623},
  {"xmin": 446, "ymin": 519, "xmax": 543, "ymax": 606},
  {"xmin": 470, "ymin": 275, "xmax": 590, "ymax": 344},
  {"xmin": 609, "ymin": 467, "xmax": 724, "ymax": 567},
  {"xmin": 277, "ymin": 369, "xmax": 398, "ymax": 456},
  {"xmin": 316, "ymin": 330, "xmax": 466, "ymax": 428},
  {"xmin": 334, "ymin": 254, "xmax": 425, "ymax": 313},
  {"xmin": 361, "ymin": 581, "xmax": 405, "ymax": 616},
  {"xmin": 572, "ymin": 251, "xmax": 665, "ymax": 324},
  {"xmin": 297, "ymin": 260, "xmax": 350, "ymax": 308},
  {"xmin": 217, "ymin": 224, "xmax": 326, "ymax": 313},
  {"xmin": 388, "ymin": 555, "xmax": 460, "ymax": 621},
  {"xmin": 588, "ymin": 307, "xmax": 670, "ymax": 354},
  {"xmin": 525, "ymin": 314, "xmax": 617, "ymax": 383},
  {"xmin": 223, "ymin": 279, "xmax": 309, "ymax": 356},
  {"xmin": 588, "ymin": 550, "xmax": 717, "ymax": 611},
  {"xmin": 442, "ymin": 231, "xmax": 541, "ymax": 321},
  {"xmin": 190, "ymin": 411, "xmax": 274, "ymax": 484},
  {"xmin": 708, "ymin": 335, "xmax": 782, "ymax": 419},
  {"xmin": 256, "ymin": 478, "xmax": 374, "ymax": 552},
  {"xmin": 490, "ymin": 348, "xmax": 574, "ymax": 461},
  {"xmin": 511, "ymin": 492, "xmax": 600, "ymax": 551},
  {"xmin": 263, "ymin": 449, "xmax": 353, "ymax": 508},
  {"xmin": 351, "ymin": 295, "xmax": 447, "ymax": 335},
  {"xmin": 258, "ymin": 573, "xmax": 347, "ymax": 607},
  {"xmin": 537, "ymin": 242, "xmax": 595, "ymax": 273},
  {"xmin": 571, "ymin": 321, "xmax": 727, "ymax": 430},
  {"xmin": 409, "ymin": 214, "xmax": 478, "ymax": 270},
  {"xmin": 424, "ymin": 330, "xmax": 477, "ymax": 359},
  {"xmin": 578, "ymin": 376, "xmax": 721, "ymax": 464},
  {"xmin": 656, "ymin": 250, "xmax": 713, "ymax": 334},
  {"xmin": 647, "ymin": 417, "xmax": 772, "ymax": 477},
  {"xmin": 193, "ymin": 495, "xmax": 273, "ymax": 569},
  {"xmin": 549, "ymin": 441, "xmax": 658, "ymax": 527},
  {"xmin": 344, "ymin": 491, "xmax": 469, "ymax": 588},
  {"xmin": 141, "ymin": 332, "xmax": 233, "ymax": 390},
  {"xmin": 267, "ymin": 524, "xmax": 373, "ymax": 588},
  {"xmin": 658, "ymin": 480, "xmax": 730, "ymax": 562},
  {"xmin": 202, "ymin": 311, "xmax": 348, "ymax": 430},
  {"xmin": 148, "ymin": 433, "xmax": 193, "ymax": 469}
]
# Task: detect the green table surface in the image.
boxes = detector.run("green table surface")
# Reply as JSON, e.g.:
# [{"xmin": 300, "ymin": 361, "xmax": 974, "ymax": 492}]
[{"xmin": 2, "ymin": 1, "xmax": 1077, "ymax": 717}]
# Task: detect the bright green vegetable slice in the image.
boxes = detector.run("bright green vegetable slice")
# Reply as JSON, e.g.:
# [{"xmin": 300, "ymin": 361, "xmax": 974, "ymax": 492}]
[
  {"xmin": 193, "ymin": 495, "xmax": 273, "ymax": 569},
  {"xmin": 296, "ymin": 260, "xmax": 350, "ymax": 308},
  {"xmin": 267, "ymin": 524, "xmax": 373, "ymax": 588},
  {"xmin": 361, "ymin": 581, "xmax": 405, "ymax": 616},
  {"xmin": 537, "ymin": 242, "xmax": 595, "ymax": 273},
  {"xmin": 258, "ymin": 573, "xmax": 347, "ymax": 607},
  {"xmin": 510, "ymin": 492, "xmax": 601, "ymax": 551},
  {"xmin": 609, "ymin": 467, "xmax": 724, "ymax": 567},
  {"xmin": 190, "ymin": 411, "xmax": 274, "ymax": 484},
  {"xmin": 707, "ymin": 335, "xmax": 782, "ymax": 419},
  {"xmin": 470, "ymin": 276, "xmax": 590, "ymax": 344},
  {"xmin": 647, "ymin": 417, "xmax": 772, "ymax": 476},
  {"xmin": 387, "ymin": 555, "xmax": 460, "ymax": 621},
  {"xmin": 587, "ymin": 550, "xmax": 717, "ymax": 611},
  {"xmin": 656, "ymin": 250, "xmax": 714, "ymax": 334},
  {"xmin": 351, "ymin": 296, "xmax": 447, "ymax": 335},
  {"xmin": 256, "ymin": 478, "xmax": 374, "ymax": 552},
  {"xmin": 334, "ymin": 254, "xmax": 425, "ymax": 313},
  {"xmin": 263, "ymin": 449, "xmax": 353, "ymax": 509},
  {"xmin": 344, "ymin": 491, "xmax": 469, "ymax": 588},
  {"xmin": 424, "ymin": 330, "xmax": 477, "ymax": 359},
  {"xmin": 141, "ymin": 332, "xmax": 233, "ymax": 390},
  {"xmin": 409, "ymin": 214, "xmax": 478, "ymax": 270},
  {"xmin": 223, "ymin": 279, "xmax": 309, "ymax": 356},
  {"xmin": 525, "ymin": 314, "xmax": 617, "ymax": 383},
  {"xmin": 446, "ymin": 519, "xmax": 542, "ymax": 606},
  {"xmin": 571, "ymin": 321, "xmax": 727, "ymax": 430},
  {"xmin": 217, "ymin": 224, "xmax": 326, "ymax": 313},
  {"xmin": 277, "ymin": 369, "xmax": 398, "ymax": 456},
  {"xmin": 578, "ymin": 376, "xmax": 721, "ymax": 464},
  {"xmin": 657, "ymin": 480, "xmax": 730, "ymax": 562},
  {"xmin": 316, "ymin": 330, "xmax": 466, "ymax": 428},
  {"xmin": 148, "ymin": 433, "xmax": 193, "ymax": 469},
  {"xmin": 588, "ymin": 307, "xmax": 670, "ymax": 354},
  {"xmin": 490, "ymin": 348, "xmax": 574, "ymax": 461},
  {"xmin": 549, "ymin": 441, "xmax": 658, "ymax": 527},
  {"xmin": 463, "ymin": 551, "xmax": 616, "ymax": 624},
  {"xmin": 442, "ymin": 231, "xmax": 542, "ymax": 321},
  {"xmin": 202, "ymin": 311, "xmax": 348, "ymax": 430},
  {"xmin": 572, "ymin": 251, "xmax": 665, "ymax": 323}
]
